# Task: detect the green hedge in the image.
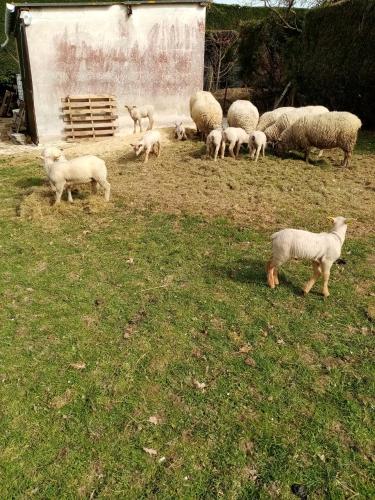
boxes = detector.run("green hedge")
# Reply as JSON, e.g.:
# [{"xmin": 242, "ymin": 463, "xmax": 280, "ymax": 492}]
[
  {"xmin": 302, "ymin": 0, "xmax": 375, "ymax": 127},
  {"xmin": 206, "ymin": 3, "xmax": 268, "ymax": 30}
]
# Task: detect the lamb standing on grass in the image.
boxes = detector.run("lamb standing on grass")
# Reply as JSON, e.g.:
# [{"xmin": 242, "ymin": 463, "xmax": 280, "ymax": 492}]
[
  {"xmin": 41, "ymin": 147, "xmax": 110, "ymax": 204},
  {"xmin": 227, "ymin": 100, "xmax": 259, "ymax": 134},
  {"xmin": 174, "ymin": 122, "xmax": 187, "ymax": 141},
  {"xmin": 249, "ymin": 131, "xmax": 267, "ymax": 161},
  {"xmin": 190, "ymin": 91, "xmax": 223, "ymax": 140},
  {"xmin": 221, "ymin": 127, "xmax": 249, "ymax": 159},
  {"xmin": 277, "ymin": 111, "xmax": 362, "ymax": 167},
  {"xmin": 267, "ymin": 216, "xmax": 349, "ymax": 298},
  {"xmin": 131, "ymin": 130, "xmax": 161, "ymax": 163},
  {"xmin": 125, "ymin": 105, "xmax": 154, "ymax": 134},
  {"xmin": 206, "ymin": 129, "xmax": 223, "ymax": 161}
]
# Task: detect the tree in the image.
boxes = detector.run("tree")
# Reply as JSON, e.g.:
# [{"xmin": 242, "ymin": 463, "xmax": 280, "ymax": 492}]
[{"xmin": 205, "ymin": 30, "xmax": 240, "ymax": 92}]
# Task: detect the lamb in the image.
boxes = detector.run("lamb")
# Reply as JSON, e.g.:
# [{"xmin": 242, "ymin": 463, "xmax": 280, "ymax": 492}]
[
  {"xmin": 248, "ymin": 131, "xmax": 267, "ymax": 161},
  {"xmin": 277, "ymin": 111, "xmax": 362, "ymax": 167},
  {"xmin": 190, "ymin": 91, "xmax": 223, "ymax": 140},
  {"xmin": 206, "ymin": 128, "xmax": 223, "ymax": 161},
  {"xmin": 41, "ymin": 147, "xmax": 110, "ymax": 204},
  {"xmin": 174, "ymin": 121, "xmax": 187, "ymax": 141},
  {"xmin": 125, "ymin": 104, "xmax": 154, "ymax": 134},
  {"xmin": 227, "ymin": 100, "xmax": 259, "ymax": 134},
  {"xmin": 220, "ymin": 127, "xmax": 249, "ymax": 159},
  {"xmin": 267, "ymin": 216, "xmax": 349, "ymax": 298},
  {"xmin": 131, "ymin": 130, "xmax": 161, "ymax": 163},
  {"xmin": 257, "ymin": 107, "xmax": 295, "ymax": 132},
  {"xmin": 264, "ymin": 106, "xmax": 329, "ymax": 143}
]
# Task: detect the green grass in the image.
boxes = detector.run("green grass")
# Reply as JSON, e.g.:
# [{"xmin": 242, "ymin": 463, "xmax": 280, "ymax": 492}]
[{"xmin": 0, "ymin": 142, "xmax": 374, "ymax": 499}]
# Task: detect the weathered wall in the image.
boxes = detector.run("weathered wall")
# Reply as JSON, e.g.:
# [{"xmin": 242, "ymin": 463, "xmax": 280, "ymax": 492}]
[{"xmin": 23, "ymin": 4, "xmax": 206, "ymax": 141}]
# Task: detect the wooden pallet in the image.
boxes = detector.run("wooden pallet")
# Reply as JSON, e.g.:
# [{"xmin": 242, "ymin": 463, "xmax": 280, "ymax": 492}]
[{"xmin": 62, "ymin": 95, "xmax": 118, "ymax": 141}]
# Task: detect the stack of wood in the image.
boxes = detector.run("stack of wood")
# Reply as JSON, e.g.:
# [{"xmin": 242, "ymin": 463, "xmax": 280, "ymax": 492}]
[
  {"xmin": 62, "ymin": 95, "xmax": 118, "ymax": 141},
  {"xmin": 0, "ymin": 90, "xmax": 15, "ymax": 118}
]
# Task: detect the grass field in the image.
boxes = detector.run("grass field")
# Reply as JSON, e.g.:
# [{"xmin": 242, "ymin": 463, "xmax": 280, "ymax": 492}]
[{"xmin": 0, "ymin": 133, "xmax": 374, "ymax": 498}]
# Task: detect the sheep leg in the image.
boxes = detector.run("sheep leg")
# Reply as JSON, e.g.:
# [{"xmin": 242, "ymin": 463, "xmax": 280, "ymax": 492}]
[
  {"xmin": 342, "ymin": 151, "xmax": 350, "ymax": 168},
  {"xmin": 305, "ymin": 149, "xmax": 310, "ymax": 164},
  {"xmin": 262, "ymin": 144, "xmax": 265, "ymax": 157},
  {"xmin": 54, "ymin": 182, "xmax": 65, "ymax": 204},
  {"xmin": 91, "ymin": 180, "xmax": 98, "ymax": 195},
  {"xmin": 220, "ymin": 141, "xmax": 226, "ymax": 159},
  {"xmin": 98, "ymin": 179, "xmax": 111, "ymax": 202},
  {"xmin": 303, "ymin": 261, "xmax": 322, "ymax": 295},
  {"xmin": 133, "ymin": 120, "xmax": 137, "ymax": 134},
  {"xmin": 228, "ymin": 141, "xmax": 236, "ymax": 159},
  {"xmin": 156, "ymin": 141, "xmax": 161, "ymax": 157},
  {"xmin": 321, "ymin": 261, "xmax": 333, "ymax": 298},
  {"xmin": 144, "ymin": 146, "xmax": 151, "ymax": 163},
  {"xmin": 67, "ymin": 187, "xmax": 73, "ymax": 203},
  {"xmin": 267, "ymin": 259, "xmax": 276, "ymax": 289},
  {"xmin": 235, "ymin": 141, "xmax": 241, "ymax": 159},
  {"xmin": 255, "ymin": 145, "xmax": 261, "ymax": 162},
  {"xmin": 147, "ymin": 115, "xmax": 154, "ymax": 131},
  {"xmin": 273, "ymin": 267, "xmax": 279, "ymax": 286},
  {"xmin": 139, "ymin": 120, "xmax": 143, "ymax": 133},
  {"xmin": 214, "ymin": 143, "xmax": 220, "ymax": 161}
]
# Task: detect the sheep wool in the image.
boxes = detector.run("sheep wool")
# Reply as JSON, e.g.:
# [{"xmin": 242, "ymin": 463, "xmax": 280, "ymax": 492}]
[
  {"xmin": 227, "ymin": 100, "xmax": 259, "ymax": 134},
  {"xmin": 279, "ymin": 111, "xmax": 362, "ymax": 166},
  {"xmin": 257, "ymin": 106, "xmax": 295, "ymax": 132},
  {"xmin": 190, "ymin": 91, "xmax": 223, "ymax": 138}
]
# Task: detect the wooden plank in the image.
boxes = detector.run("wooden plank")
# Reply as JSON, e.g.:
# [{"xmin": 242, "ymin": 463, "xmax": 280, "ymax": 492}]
[
  {"xmin": 61, "ymin": 95, "xmax": 115, "ymax": 102},
  {"xmin": 64, "ymin": 129, "xmax": 116, "ymax": 138},
  {"xmin": 65, "ymin": 114, "xmax": 118, "ymax": 122},
  {"xmin": 62, "ymin": 107, "xmax": 117, "ymax": 115},
  {"xmin": 65, "ymin": 122, "xmax": 117, "ymax": 130},
  {"xmin": 62, "ymin": 101, "xmax": 116, "ymax": 109}
]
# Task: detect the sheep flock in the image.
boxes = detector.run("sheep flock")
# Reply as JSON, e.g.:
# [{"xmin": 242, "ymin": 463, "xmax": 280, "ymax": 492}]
[{"xmin": 41, "ymin": 92, "xmax": 363, "ymax": 297}]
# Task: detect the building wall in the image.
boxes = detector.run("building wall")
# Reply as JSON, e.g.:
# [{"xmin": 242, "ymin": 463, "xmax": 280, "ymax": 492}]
[{"xmin": 23, "ymin": 4, "xmax": 206, "ymax": 142}]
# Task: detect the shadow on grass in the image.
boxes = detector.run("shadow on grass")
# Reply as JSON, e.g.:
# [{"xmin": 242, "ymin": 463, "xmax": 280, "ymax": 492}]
[
  {"xmin": 210, "ymin": 257, "xmax": 303, "ymax": 296},
  {"xmin": 16, "ymin": 177, "xmax": 44, "ymax": 188}
]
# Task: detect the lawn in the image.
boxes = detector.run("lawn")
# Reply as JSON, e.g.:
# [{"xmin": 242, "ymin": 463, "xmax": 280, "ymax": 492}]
[{"xmin": 0, "ymin": 133, "xmax": 374, "ymax": 498}]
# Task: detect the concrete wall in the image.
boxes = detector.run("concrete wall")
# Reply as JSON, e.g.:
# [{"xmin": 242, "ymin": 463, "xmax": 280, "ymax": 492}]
[{"xmin": 22, "ymin": 4, "xmax": 206, "ymax": 142}]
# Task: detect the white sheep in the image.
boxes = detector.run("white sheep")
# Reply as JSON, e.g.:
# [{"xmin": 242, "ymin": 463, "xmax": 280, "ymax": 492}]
[
  {"xmin": 41, "ymin": 147, "xmax": 110, "ymax": 204},
  {"xmin": 249, "ymin": 131, "xmax": 267, "ymax": 161},
  {"xmin": 277, "ymin": 111, "xmax": 362, "ymax": 167},
  {"xmin": 264, "ymin": 106, "xmax": 329, "ymax": 143},
  {"xmin": 220, "ymin": 127, "xmax": 249, "ymax": 159},
  {"xmin": 190, "ymin": 91, "xmax": 223, "ymax": 140},
  {"xmin": 206, "ymin": 129, "xmax": 223, "ymax": 161},
  {"xmin": 125, "ymin": 104, "xmax": 154, "ymax": 134},
  {"xmin": 131, "ymin": 130, "xmax": 161, "ymax": 163},
  {"xmin": 257, "ymin": 106, "xmax": 296, "ymax": 132},
  {"xmin": 267, "ymin": 216, "xmax": 349, "ymax": 298},
  {"xmin": 227, "ymin": 100, "xmax": 259, "ymax": 134},
  {"xmin": 174, "ymin": 121, "xmax": 187, "ymax": 141}
]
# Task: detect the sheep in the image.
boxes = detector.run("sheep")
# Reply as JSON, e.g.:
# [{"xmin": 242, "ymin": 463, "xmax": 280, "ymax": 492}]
[
  {"xmin": 206, "ymin": 128, "xmax": 223, "ymax": 161},
  {"xmin": 125, "ymin": 104, "xmax": 154, "ymax": 134},
  {"xmin": 249, "ymin": 131, "xmax": 267, "ymax": 161},
  {"xmin": 227, "ymin": 100, "xmax": 259, "ymax": 134},
  {"xmin": 190, "ymin": 91, "xmax": 223, "ymax": 140},
  {"xmin": 264, "ymin": 106, "xmax": 329, "ymax": 143},
  {"xmin": 41, "ymin": 147, "xmax": 110, "ymax": 204},
  {"xmin": 174, "ymin": 121, "xmax": 187, "ymax": 141},
  {"xmin": 277, "ymin": 111, "xmax": 362, "ymax": 167},
  {"xmin": 131, "ymin": 130, "xmax": 161, "ymax": 163},
  {"xmin": 267, "ymin": 216, "xmax": 349, "ymax": 298},
  {"xmin": 257, "ymin": 106, "xmax": 296, "ymax": 132},
  {"xmin": 220, "ymin": 127, "xmax": 249, "ymax": 159}
]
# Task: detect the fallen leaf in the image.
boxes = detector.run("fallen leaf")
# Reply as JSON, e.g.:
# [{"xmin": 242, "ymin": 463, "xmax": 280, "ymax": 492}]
[
  {"xmin": 277, "ymin": 338, "xmax": 285, "ymax": 345},
  {"xmin": 158, "ymin": 456, "xmax": 166, "ymax": 463},
  {"xmin": 239, "ymin": 344, "xmax": 252, "ymax": 354},
  {"xmin": 244, "ymin": 357, "xmax": 257, "ymax": 367},
  {"xmin": 70, "ymin": 362, "xmax": 86, "ymax": 370},
  {"xmin": 193, "ymin": 379, "xmax": 206, "ymax": 390},
  {"xmin": 148, "ymin": 415, "xmax": 160, "ymax": 425},
  {"xmin": 143, "ymin": 447, "xmax": 157, "ymax": 456},
  {"xmin": 126, "ymin": 257, "xmax": 134, "ymax": 264},
  {"xmin": 192, "ymin": 348, "xmax": 203, "ymax": 358}
]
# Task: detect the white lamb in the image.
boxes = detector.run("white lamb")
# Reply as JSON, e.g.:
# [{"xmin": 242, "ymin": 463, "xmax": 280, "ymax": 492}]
[
  {"xmin": 221, "ymin": 127, "xmax": 249, "ymax": 159},
  {"xmin": 227, "ymin": 100, "xmax": 259, "ymax": 134},
  {"xmin": 125, "ymin": 104, "xmax": 154, "ymax": 134},
  {"xmin": 41, "ymin": 147, "xmax": 110, "ymax": 204},
  {"xmin": 190, "ymin": 91, "xmax": 223, "ymax": 140},
  {"xmin": 206, "ymin": 129, "xmax": 223, "ymax": 161},
  {"xmin": 257, "ymin": 107, "xmax": 296, "ymax": 132},
  {"xmin": 248, "ymin": 131, "xmax": 267, "ymax": 161},
  {"xmin": 267, "ymin": 216, "xmax": 349, "ymax": 298},
  {"xmin": 277, "ymin": 111, "xmax": 362, "ymax": 167},
  {"xmin": 131, "ymin": 130, "xmax": 161, "ymax": 163},
  {"xmin": 174, "ymin": 121, "xmax": 187, "ymax": 141}
]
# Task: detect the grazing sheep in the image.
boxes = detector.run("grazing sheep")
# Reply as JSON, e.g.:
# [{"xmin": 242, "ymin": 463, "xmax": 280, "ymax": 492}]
[
  {"xmin": 257, "ymin": 107, "xmax": 296, "ymax": 132},
  {"xmin": 249, "ymin": 131, "xmax": 267, "ymax": 161},
  {"xmin": 131, "ymin": 130, "xmax": 161, "ymax": 163},
  {"xmin": 125, "ymin": 104, "xmax": 154, "ymax": 134},
  {"xmin": 277, "ymin": 111, "xmax": 362, "ymax": 167},
  {"xmin": 206, "ymin": 129, "xmax": 223, "ymax": 161},
  {"xmin": 41, "ymin": 147, "xmax": 110, "ymax": 204},
  {"xmin": 267, "ymin": 216, "xmax": 349, "ymax": 298},
  {"xmin": 190, "ymin": 91, "xmax": 223, "ymax": 140},
  {"xmin": 174, "ymin": 121, "xmax": 187, "ymax": 141},
  {"xmin": 227, "ymin": 100, "xmax": 259, "ymax": 134},
  {"xmin": 264, "ymin": 106, "xmax": 329, "ymax": 143},
  {"xmin": 220, "ymin": 127, "xmax": 249, "ymax": 159}
]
